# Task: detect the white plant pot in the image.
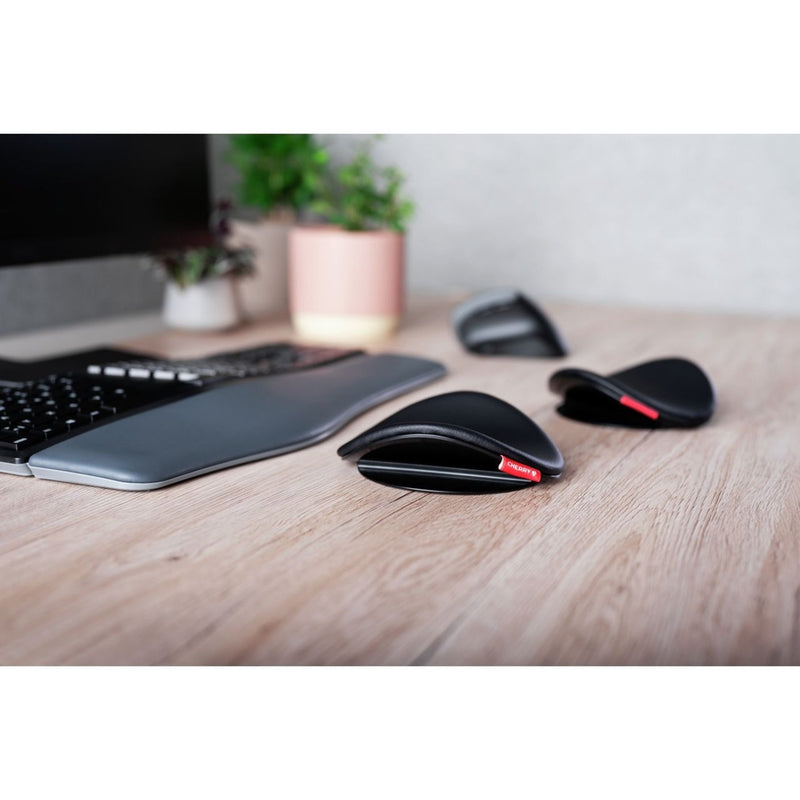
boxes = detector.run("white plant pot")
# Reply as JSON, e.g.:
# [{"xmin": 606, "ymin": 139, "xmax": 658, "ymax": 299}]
[
  {"xmin": 163, "ymin": 278, "xmax": 241, "ymax": 331},
  {"xmin": 227, "ymin": 217, "xmax": 293, "ymax": 320}
]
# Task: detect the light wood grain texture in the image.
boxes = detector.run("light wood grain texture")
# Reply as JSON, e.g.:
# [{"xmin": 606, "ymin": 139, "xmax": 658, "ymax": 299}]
[{"xmin": 1, "ymin": 295, "xmax": 799, "ymax": 665}]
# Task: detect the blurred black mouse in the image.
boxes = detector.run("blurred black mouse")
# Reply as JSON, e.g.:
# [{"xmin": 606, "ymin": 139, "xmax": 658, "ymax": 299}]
[
  {"xmin": 338, "ymin": 390, "xmax": 564, "ymax": 494},
  {"xmin": 452, "ymin": 288, "xmax": 568, "ymax": 357}
]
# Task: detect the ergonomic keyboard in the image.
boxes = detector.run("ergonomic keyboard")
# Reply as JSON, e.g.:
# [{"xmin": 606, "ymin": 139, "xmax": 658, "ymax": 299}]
[
  {"xmin": 0, "ymin": 341, "xmax": 446, "ymax": 489},
  {"xmin": 0, "ymin": 371, "xmax": 196, "ymax": 471},
  {"xmin": 0, "ymin": 343, "xmax": 358, "ymax": 469}
]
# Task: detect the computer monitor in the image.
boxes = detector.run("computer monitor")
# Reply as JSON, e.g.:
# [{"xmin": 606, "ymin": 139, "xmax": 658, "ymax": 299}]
[
  {"xmin": 0, "ymin": 133, "xmax": 215, "ymax": 363},
  {"xmin": 0, "ymin": 134, "xmax": 212, "ymax": 269}
]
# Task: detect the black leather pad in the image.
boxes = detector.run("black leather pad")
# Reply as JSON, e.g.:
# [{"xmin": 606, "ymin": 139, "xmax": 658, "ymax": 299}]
[
  {"xmin": 549, "ymin": 357, "xmax": 715, "ymax": 428},
  {"xmin": 338, "ymin": 391, "xmax": 564, "ymax": 494}
]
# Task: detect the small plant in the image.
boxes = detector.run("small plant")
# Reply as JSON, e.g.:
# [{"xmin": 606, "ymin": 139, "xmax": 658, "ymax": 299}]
[
  {"xmin": 151, "ymin": 246, "xmax": 254, "ymax": 289},
  {"xmin": 149, "ymin": 201, "xmax": 254, "ymax": 288},
  {"xmin": 228, "ymin": 134, "xmax": 330, "ymax": 217},
  {"xmin": 311, "ymin": 142, "xmax": 414, "ymax": 233}
]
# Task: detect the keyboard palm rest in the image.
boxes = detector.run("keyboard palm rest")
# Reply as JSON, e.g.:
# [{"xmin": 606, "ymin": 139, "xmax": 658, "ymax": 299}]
[{"xmin": 27, "ymin": 354, "xmax": 445, "ymax": 490}]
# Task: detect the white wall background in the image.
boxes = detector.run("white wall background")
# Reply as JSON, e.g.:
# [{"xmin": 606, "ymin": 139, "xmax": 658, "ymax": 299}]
[
  {"xmin": 330, "ymin": 135, "xmax": 800, "ymax": 316},
  {"xmin": 2, "ymin": 135, "xmax": 798, "ymax": 337}
]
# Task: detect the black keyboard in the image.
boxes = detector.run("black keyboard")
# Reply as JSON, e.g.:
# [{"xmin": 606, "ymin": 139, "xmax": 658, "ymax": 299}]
[
  {"xmin": 86, "ymin": 342, "xmax": 358, "ymax": 386},
  {"xmin": 0, "ymin": 343, "xmax": 359, "ymax": 467}
]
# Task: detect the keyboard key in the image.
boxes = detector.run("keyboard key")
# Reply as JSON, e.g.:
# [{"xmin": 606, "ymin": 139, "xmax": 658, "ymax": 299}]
[
  {"xmin": 63, "ymin": 417, "xmax": 91, "ymax": 430},
  {"xmin": 38, "ymin": 423, "xmax": 69, "ymax": 438},
  {"xmin": 0, "ymin": 430, "xmax": 44, "ymax": 449},
  {"xmin": 0, "ymin": 428, "xmax": 20, "ymax": 446}
]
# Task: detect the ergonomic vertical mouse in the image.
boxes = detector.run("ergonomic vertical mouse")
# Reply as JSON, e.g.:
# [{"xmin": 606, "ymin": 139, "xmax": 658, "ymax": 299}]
[
  {"xmin": 338, "ymin": 390, "xmax": 564, "ymax": 494},
  {"xmin": 549, "ymin": 358, "xmax": 715, "ymax": 428},
  {"xmin": 452, "ymin": 289, "xmax": 568, "ymax": 357}
]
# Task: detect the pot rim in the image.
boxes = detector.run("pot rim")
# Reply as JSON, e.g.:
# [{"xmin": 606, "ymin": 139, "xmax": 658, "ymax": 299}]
[{"xmin": 290, "ymin": 223, "xmax": 404, "ymax": 238}]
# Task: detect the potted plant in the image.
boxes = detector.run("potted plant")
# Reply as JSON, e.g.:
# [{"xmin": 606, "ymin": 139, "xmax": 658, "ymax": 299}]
[
  {"xmin": 289, "ymin": 141, "xmax": 414, "ymax": 345},
  {"xmin": 226, "ymin": 134, "xmax": 329, "ymax": 319},
  {"xmin": 149, "ymin": 205, "xmax": 254, "ymax": 330}
]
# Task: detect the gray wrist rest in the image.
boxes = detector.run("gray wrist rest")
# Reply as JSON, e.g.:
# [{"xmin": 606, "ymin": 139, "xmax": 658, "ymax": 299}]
[{"xmin": 28, "ymin": 353, "xmax": 446, "ymax": 490}]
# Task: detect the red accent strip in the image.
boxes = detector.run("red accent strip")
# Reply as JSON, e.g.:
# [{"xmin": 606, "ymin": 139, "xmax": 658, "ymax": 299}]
[
  {"xmin": 498, "ymin": 455, "xmax": 541, "ymax": 482},
  {"xmin": 620, "ymin": 394, "xmax": 659, "ymax": 420}
]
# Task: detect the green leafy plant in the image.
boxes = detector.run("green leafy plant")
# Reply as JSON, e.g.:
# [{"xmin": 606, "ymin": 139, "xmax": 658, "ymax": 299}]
[
  {"xmin": 311, "ymin": 143, "xmax": 414, "ymax": 233},
  {"xmin": 151, "ymin": 246, "xmax": 254, "ymax": 289},
  {"xmin": 148, "ymin": 201, "xmax": 254, "ymax": 288},
  {"xmin": 228, "ymin": 134, "xmax": 330, "ymax": 216}
]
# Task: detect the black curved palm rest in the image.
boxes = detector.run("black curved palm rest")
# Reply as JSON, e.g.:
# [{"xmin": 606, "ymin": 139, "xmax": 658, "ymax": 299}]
[
  {"xmin": 550, "ymin": 358, "xmax": 715, "ymax": 429},
  {"xmin": 338, "ymin": 391, "xmax": 564, "ymax": 495}
]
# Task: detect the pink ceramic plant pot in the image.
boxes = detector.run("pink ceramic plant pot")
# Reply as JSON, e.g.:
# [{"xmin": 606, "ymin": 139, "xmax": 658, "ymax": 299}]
[{"xmin": 288, "ymin": 226, "xmax": 405, "ymax": 345}]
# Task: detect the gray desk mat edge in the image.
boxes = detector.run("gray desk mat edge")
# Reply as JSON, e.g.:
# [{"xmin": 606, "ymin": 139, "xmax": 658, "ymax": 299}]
[{"xmin": 28, "ymin": 353, "xmax": 446, "ymax": 491}]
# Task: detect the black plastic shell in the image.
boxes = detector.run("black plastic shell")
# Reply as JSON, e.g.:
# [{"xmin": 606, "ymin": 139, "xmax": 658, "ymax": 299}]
[{"xmin": 549, "ymin": 357, "xmax": 715, "ymax": 428}]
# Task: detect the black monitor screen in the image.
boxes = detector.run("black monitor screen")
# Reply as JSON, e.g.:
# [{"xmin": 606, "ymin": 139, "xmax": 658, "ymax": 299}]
[{"xmin": 0, "ymin": 134, "xmax": 212, "ymax": 268}]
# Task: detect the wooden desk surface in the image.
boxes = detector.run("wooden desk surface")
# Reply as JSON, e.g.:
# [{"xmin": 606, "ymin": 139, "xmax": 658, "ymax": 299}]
[{"xmin": 2, "ymin": 296, "xmax": 799, "ymax": 665}]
